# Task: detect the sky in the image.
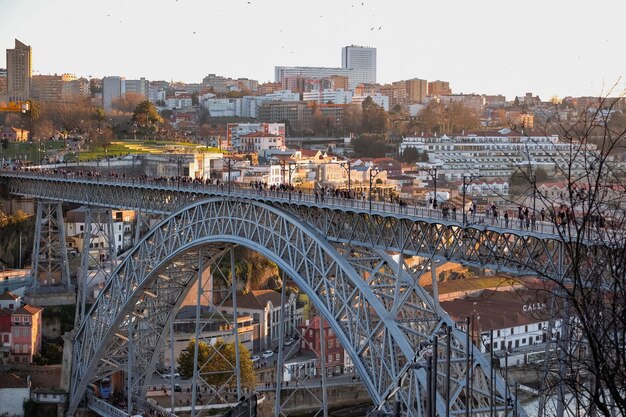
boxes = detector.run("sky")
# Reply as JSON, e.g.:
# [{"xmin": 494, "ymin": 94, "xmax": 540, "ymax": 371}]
[{"xmin": 1, "ymin": 0, "xmax": 625, "ymax": 100}]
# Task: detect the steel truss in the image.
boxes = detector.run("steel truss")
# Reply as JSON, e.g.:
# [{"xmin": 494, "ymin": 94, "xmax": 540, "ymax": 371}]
[
  {"xmin": 30, "ymin": 200, "xmax": 72, "ymax": 290},
  {"xmin": 67, "ymin": 198, "xmax": 518, "ymax": 417},
  {"xmin": 2, "ymin": 174, "xmax": 583, "ymax": 280}
]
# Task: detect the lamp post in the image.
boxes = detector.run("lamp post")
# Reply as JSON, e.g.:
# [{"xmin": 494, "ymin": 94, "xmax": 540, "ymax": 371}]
[
  {"xmin": 224, "ymin": 157, "xmax": 236, "ymax": 194},
  {"xmin": 424, "ymin": 166, "xmax": 438, "ymax": 209},
  {"xmin": 462, "ymin": 175, "xmax": 477, "ymax": 225},
  {"xmin": 340, "ymin": 160, "xmax": 352, "ymax": 196},
  {"xmin": 369, "ymin": 167, "xmax": 381, "ymax": 212},
  {"xmin": 287, "ymin": 162, "xmax": 296, "ymax": 201}
]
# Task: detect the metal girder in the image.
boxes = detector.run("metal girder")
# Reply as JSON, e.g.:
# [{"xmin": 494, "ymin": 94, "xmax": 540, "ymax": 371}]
[
  {"xmin": 67, "ymin": 197, "xmax": 520, "ymax": 417},
  {"xmin": 30, "ymin": 200, "xmax": 71, "ymax": 290}
]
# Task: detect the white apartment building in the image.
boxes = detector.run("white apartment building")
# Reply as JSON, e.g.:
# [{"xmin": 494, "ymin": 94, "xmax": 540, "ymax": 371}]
[
  {"xmin": 275, "ymin": 66, "xmax": 361, "ymax": 90},
  {"xmin": 239, "ymin": 132, "xmax": 286, "ymax": 156},
  {"xmin": 102, "ymin": 76, "xmax": 125, "ymax": 112},
  {"xmin": 400, "ymin": 129, "xmax": 601, "ymax": 180},
  {"xmin": 352, "ymin": 93, "xmax": 389, "ymax": 111},
  {"xmin": 64, "ymin": 208, "xmax": 135, "ymax": 255},
  {"xmin": 302, "ymin": 88, "xmax": 353, "ymax": 105},
  {"xmin": 165, "ymin": 96, "xmax": 192, "ymax": 109},
  {"xmin": 227, "ymin": 123, "xmax": 285, "ymax": 150}
]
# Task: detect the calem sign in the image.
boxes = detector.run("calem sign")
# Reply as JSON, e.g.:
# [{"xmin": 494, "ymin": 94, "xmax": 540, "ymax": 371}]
[{"xmin": 523, "ymin": 301, "xmax": 547, "ymax": 313}]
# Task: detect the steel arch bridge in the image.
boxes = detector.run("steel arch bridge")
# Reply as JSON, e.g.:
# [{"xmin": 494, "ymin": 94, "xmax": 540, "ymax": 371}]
[{"xmin": 0, "ymin": 171, "xmax": 595, "ymax": 416}]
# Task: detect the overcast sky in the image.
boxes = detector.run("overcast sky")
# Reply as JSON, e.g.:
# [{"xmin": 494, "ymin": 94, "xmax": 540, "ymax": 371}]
[{"xmin": 1, "ymin": 0, "xmax": 624, "ymax": 100}]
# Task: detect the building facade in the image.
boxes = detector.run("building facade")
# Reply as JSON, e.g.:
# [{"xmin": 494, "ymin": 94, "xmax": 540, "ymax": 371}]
[
  {"xmin": 102, "ymin": 76, "xmax": 125, "ymax": 112},
  {"xmin": 428, "ymin": 80, "xmax": 452, "ymax": 96},
  {"xmin": 275, "ymin": 66, "xmax": 360, "ymax": 90},
  {"xmin": 341, "ymin": 45, "xmax": 377, "ymax": 84},
  {"xmin": 6, "ymin": 39, "xmax": 31, "ymax": 102},
  {"xmin": 10, "ymin": 305, "xmax": 44, "ymax": 363},
  {"xmin": 299, "ymin": 316, "xmax": 345, "ymax": 375}
]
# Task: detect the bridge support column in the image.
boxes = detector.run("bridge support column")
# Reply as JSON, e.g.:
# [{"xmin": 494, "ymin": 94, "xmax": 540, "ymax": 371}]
[
  {"xmin": 25, "ymin": 200, "xmax": 73, "ymax": 305},
  {"xmin": 76, "ymin": 208, "xmax": 117, "ymax": 326}
]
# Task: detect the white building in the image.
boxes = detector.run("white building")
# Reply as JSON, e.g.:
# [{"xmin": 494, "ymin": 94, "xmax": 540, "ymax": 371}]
[
  {"xmin": 239, "ymin": 132, "xmax": 286, "ymax": 156},
  {"xmin": 165, "ymin": 96, "xmax": 192, "ymax": 109},
  {"xmin": 442, "ymin": 290, "xmax": 562, "ymax": 368},
  {"xmin": 302, "ymin": 88, "xmax": 353, "ymax": 105},
  {"xmin": 352, "ymin": 93, "xmax": 389, "ymax": 111},
  {"xmin": 341, "ymin": 45, "xmax": 377, "ymax": 84},
  {"xmin": 399, "ymin": 129, "xmax": 600, "ymax": 180},
  {"xmin": 227, "ymin": 123, "xmax": 285, "ymax": 150},
  {"xmin": 0, "ymin": 373, "xmax": 30, "ymax": 417},
  {"xmin": 64, "ymin": 208, "xmax": 135, "ymax": 255}
]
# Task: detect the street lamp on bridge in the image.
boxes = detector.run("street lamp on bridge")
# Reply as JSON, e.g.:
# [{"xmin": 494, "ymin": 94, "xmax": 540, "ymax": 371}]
[
  {"xmin": 462, "ymin": 174, "xmax": 478, "ymax": 225},
  {"xmin": 224, "ymin": 156, "xmax": 237, "ymax": 194},
  {"xmin": 278, "ymin": 159, "xmax": 297, "ymax": 201},
  {"xmin": 422, "ymin": 166, "xmax": 439, "ymax": 209},
  {"xmin": 340, "ymin": 160, "xmax": 352, "ymax": 196},
  {"xmin": 369, "ymin": 166, "xmax": 382, "ymax": 212}
]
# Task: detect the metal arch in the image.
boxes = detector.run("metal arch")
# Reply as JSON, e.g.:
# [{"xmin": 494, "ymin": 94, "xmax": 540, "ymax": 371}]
[{"xmin": 68, "ymin": 197, "xmax": 430, "ymax": 416}]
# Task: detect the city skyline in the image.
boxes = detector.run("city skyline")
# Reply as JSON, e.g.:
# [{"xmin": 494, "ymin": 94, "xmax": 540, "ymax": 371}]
[{"xmin": 0, "ymin": 0, "xmax": 625, "ymax": 100}]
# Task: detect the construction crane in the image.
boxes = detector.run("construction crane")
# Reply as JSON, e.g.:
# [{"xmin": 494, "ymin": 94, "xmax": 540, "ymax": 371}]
[{"xmin": 0, "ymin": 101, "xmax": 30, "ymax": 113}]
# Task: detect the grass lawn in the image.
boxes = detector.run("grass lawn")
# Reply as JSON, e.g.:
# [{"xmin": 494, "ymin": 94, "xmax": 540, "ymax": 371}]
[{"xmin": 2, "ymin": 139, "xmax": 222, "ymax": 162}]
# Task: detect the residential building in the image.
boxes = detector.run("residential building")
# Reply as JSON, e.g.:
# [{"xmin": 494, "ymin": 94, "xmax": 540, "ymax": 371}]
[
  {"xmin": 165, "ymin": 95, "xmax": 192, "ymax": 109},
  {"xmin": 239, "ymin": 131, "xmax": 286, "ymax": 156},
  {"xmin": 341, "ymin": 45, "xmax": 377, "ymax": 84},
  {"xmin": 64, "ymin": 208, "xmax": 135, "ymax": 255},
  {"xmin": 0, "ymin": 68, "xmax": 7, "ymax": 96},
  {"xmin": 428, "ymin": 80, "xmax": 452, "ymax": 96},
  {"xmin": 439, "ymin": 94, "xmax": 485, "ymax": 113},
  {"xmin": 351, "ymin": 93, "xmax": 389, "ymax": 111},
  {"xmin": 125, "ymin": 77, "xmax": 149, "ymax": 98},
  {"xmin": 399, "ymin": 129, "xmax": 599, "ymax": 180},
  {"xmin": 258, "ymin": 82, "xmax": 282, "ymax": 95},
  {"xmin": 302, "ymin": 88, "xmax": 352, "ymax": 105},
  {"xmin": 258, "ymin": 101, "xmax": 312, "ymax": 134},
  {"xmin": 0, "ymin": 309, "xmax": 11, "ymax": 362},
  {"xmin": 275, "ymin": 66, "xmax": 361, "ymax": 90},
  {"xmin": 379, "ymin": 79, "xmax": 427, "ymax": 107},
  {"xmin": 299, "ymin": 316, "xmax": 345, "ymax": 375},
  {"xmin": 6, "ymin": 39, "xmax": 32, "ymax": 102},
  {"xmin": 10, "ymin": 304, "xmax": 44, "ymax": 363},
  {"xmin": 1, "ymin": 126, "xmax": 29, "ymax": 142},
  {"xmin": 161, "ymin": 308, "xmax": 255, "ymax": 368},
  {"xmin": 442, "ymin": 290, "xmax": 561, "ymax": 367},
  {"xmin": 31, "ymin": 74, "xmax": 63, "ymax": 102},
  {"xmin": 227, "ymin": 123, "xmax": 285, "ymax": 150},
  {"xmin": 221, "ymin": 290, "xmax": 298, "ymax": 352},
  {"xmin": 0, "ymin": 291, "xmax": 21, "ymax": 311},
  {"xmin": 102, "ymin": 76, "xmax": 125, "ymax": 112},
  {"xmin": 0, "ymin": 373, "xmax": 30, "ymax": 416}
]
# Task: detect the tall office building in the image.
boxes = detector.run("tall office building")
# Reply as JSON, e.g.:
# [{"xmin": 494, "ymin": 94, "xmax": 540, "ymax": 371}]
[
  {"xmin": 102, "ymin": 76, "xmax": 125, "ymax": 111},
  {"xmin": 6, "ymin": 39, "xmax": 32, "ymax": 102},
  {"xmin": 341, "ymin": 45, "xmax": 376, "ymax": 84},
  {"xmin": 125, "ymin": 77, "xmax": 149, "ymax": 98}
]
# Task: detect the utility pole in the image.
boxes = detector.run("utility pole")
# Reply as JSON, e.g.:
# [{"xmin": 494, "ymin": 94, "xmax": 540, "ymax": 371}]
[
  {"xmin": 340, "ymin": 160, "xmax": 352, "ymax": 196},
  {"xmin": 224, "ymin": 157, "xmax": 237, "ymax": 193},
  {"xmin": 425, "ymin": 166, "xmax": 438, "ymax": 209}
]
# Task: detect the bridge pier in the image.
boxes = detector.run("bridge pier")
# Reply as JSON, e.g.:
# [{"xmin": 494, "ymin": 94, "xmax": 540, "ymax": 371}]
[{"xmin": 24, "ymin": 200, "xmax": 74, "ymax": 306}]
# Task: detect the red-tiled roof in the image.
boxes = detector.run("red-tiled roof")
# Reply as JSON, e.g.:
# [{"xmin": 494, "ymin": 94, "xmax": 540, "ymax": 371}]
[
  {"xmin": 0, "ymin": 291, "xmax": 19, "ymax": 301},
  {"xmin": 13, "ymin": 304, "xmax": 43, "ymax": 316},
  {"xmin": 222, "ymin": 290, "xmax": 282, "ymax": 310},
  {"xmin": 0, "ymin": 373, "xmax": 28, "ymax": 389}
]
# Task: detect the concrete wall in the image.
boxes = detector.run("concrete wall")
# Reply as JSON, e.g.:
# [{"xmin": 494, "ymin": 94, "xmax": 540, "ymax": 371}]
[{"xmin": 0, "ymin": 386, "xmax": 30, "ymax": 416}]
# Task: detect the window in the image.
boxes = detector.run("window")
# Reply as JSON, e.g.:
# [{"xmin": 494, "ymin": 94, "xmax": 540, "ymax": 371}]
[
  {"xmin": 522, "ymin": 338, "xmax": 526, "ymax": 344},
  {"xmin": 510, "ymin": 328, "xmax": 514, "ymax": 335},
  {"xmin": 496, "ymin": 330, "xmax": 500, "ymax": 337},
  {"xmin": 335, "ymin": 353, "xmax": 340, "ymax": 361},
  {"xmin": 328, "ymin": 355, "xmax": 332, "ymax": 363},
  {"xmin": 22, "ymin": 329, "xmax": 28, "ymax": 337},
  {"xmin": 524, "ymin": 325, "xmax": 528, "ymax": 332},
  {"xmin": 14, "ymin": 316, "xmax": 20, "ymax": 323},
  {"xmin": 328, "ymin": 340, "xmax": 332, "ymax": 349}
]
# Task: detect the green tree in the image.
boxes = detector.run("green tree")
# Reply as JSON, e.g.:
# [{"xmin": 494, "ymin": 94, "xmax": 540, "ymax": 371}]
[
  {"xmin": 178, "ymin": 340, "xmax": 256, "ymax": 390},
  {"xmin": 132, "ymin": 100, "xmax": 163, "ymax": 132},
  {"xmin": 401, "ymin": 147, "xmax": 420, "ymax": 163},
  {"xmin": 353, "ymin": 133, "xmax": 389, "ymax": 157}
]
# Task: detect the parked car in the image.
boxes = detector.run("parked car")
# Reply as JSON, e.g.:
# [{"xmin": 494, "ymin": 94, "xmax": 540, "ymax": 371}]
[
  {"xmin": 262, "ymin": 350, "xmax": 274, "ymax": 359},
  {"xmin": 174, "ymin": 384, "xmax": 182, "ymax": 392},
  {"xmin": 161, "ymin": 372, "xmax": 180, "ymax": 379},
  {"xmin": 251, "ymin": 355, "xmax": 260, "ymax": 363},
  {"xmin": 284, "ymin": 337, "xmax": 295, "ymax": 346}
]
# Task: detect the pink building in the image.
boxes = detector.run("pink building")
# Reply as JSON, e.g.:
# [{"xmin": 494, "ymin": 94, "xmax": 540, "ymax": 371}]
[{"xmin": 10, "ymin": 305, "xmax": 43, "ymax": 363}]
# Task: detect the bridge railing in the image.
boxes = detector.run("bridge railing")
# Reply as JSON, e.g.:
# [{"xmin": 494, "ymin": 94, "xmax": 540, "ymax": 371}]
[{"xmin": 2, "ymin": 168, "xmax": 621, "ymax": 243}]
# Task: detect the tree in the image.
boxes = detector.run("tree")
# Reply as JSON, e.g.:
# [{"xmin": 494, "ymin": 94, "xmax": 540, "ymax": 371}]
[
  {"xmin": 495, "ymin": 91, "xmax": 626, "ymax": 417},
  {"xmin": 132, "ymin": 100, "xmax": 163, "ymax": 133},
  {"xmin": 418, "ymin": 101, "xmax": 480, "ymax": 135},
  {"xmin": 401, "ymin": 147, "xmax": 421, "ymax": 163},
  {"xmin": 361, "ymin": 97, "xmax": 388, "ymax": 134},
  {"xmin": 353, "ymin": 133, "xmax": 389, "ymax": 157},
  {"xmin": 111, "ymin": 92, "xmax": 145, "ymax": 113},
  {"xmin": 177, "ymin": 339, "xmax": 256, "ymax": 390}
]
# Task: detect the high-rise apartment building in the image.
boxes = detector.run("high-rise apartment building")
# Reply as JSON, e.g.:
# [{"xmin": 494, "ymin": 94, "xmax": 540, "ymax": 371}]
[
  {"xmin": 341, "ymin": 45, "xmax": 376, "ymax": 84},
  {"xmin": 6, "ymin": 39, "xmax": 32, "ymax": 102},
  {"xmin": 275, "ymin": 66, "xmax": 360, "ymax": 90},
  {"xmin": 0, "ymin": 68, "xmax": 8, "ymax": 98},
  {"xmin": 428, "ymin": 80, "xmax": 452, "ymax": 96},
  {"xmin": 125, "ymin": 77, "xmax": 149, "ymax": 98},
  {"xmin": 102, "ymin": 76, "xmax": 125, "ymax": 111}
]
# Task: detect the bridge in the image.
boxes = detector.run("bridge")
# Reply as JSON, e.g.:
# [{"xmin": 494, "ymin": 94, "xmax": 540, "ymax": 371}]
[{"xmin": 0, "ymin": 170, "xmax": 601, "ymax": 417}]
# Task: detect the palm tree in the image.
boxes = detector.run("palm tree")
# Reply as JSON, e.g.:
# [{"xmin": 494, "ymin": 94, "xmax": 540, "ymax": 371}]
[{"xmin": 132, "ymin": 100, "xmax": 163, "ymax": 136}]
